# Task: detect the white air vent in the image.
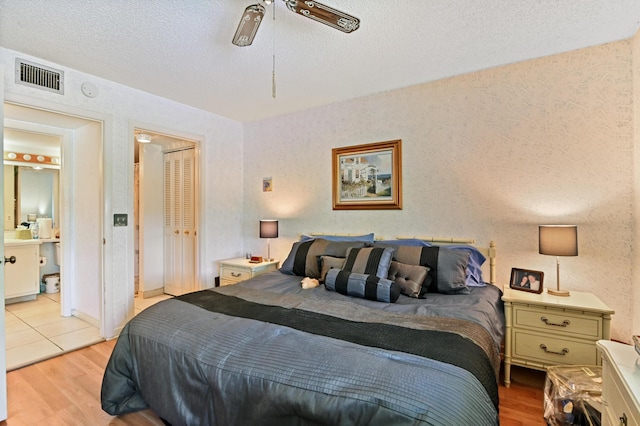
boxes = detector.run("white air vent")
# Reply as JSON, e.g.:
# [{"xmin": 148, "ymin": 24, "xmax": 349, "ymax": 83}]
[{"xmin": 15, "ymin": 58, "xmax": 64, "ymax": 94}]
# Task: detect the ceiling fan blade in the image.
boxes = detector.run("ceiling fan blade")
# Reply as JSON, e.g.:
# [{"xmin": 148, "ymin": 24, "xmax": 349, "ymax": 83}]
[
  {"xmin": 283, "ymin": 0, "xmax": 359, "ymax": 33},
  {"xmin": 232, "ymin": 4, "xmax": 266, "ymax": 47}
]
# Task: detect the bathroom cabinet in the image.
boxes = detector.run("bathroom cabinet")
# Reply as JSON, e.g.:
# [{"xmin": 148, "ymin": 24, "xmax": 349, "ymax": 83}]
[{"xmin": 4, "ymin": 241, "xmax": 40, "ymax": 302}]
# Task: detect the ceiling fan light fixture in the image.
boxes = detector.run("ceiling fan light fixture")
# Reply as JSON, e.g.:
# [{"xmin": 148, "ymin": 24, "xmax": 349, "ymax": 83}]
[
  {"xmin": 233, "ymin": 1, "xmax": 360, "ymax": 49},
  {"xmin": 285, "ymin": 0, "xmax": 360, "ymax": 33},
  {"xmin": 232, "ymin": 4, "xmax": 266, "ymax": 47},
  {"xmin": 136, "ymin": 133, "xmax": 152, "ymax": 143}
]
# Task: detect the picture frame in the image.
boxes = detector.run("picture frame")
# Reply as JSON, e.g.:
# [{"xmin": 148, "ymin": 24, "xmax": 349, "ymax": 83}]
[
  {"xmin": 332, "ymin": 140, "xmax": 402, "ymax": 210},
  {"xmin": 262, "ymin": 177, "xmax": 272, "ymax": 192},
  {"xmin": 509, "ymin": 268, "xmax": 544, "ymax": 294}
]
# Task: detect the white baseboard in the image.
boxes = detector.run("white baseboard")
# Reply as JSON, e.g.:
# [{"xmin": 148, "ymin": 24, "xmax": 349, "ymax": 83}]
[
  {"xmin": 112, "ymin": 325, "xmax": 124, "ymax": 338},
  {"xmin": 142, "ymin": 287, "xmax": 164, "ymax": 298},
  {"xmin": 71, "ymin": 309, "xmax": 100, "ymax": 329}
]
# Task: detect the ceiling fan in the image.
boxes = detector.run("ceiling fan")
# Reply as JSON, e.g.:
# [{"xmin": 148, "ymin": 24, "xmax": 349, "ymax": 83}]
[{"xmin": 232, "ymin": 0, "xmax": 360, "ymax": 47}]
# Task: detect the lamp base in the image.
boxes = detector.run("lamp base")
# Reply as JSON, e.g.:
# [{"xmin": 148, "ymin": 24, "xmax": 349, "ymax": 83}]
[{"xmin": 547, "ymin": 288, "xmax": 570, "ymax": 297}]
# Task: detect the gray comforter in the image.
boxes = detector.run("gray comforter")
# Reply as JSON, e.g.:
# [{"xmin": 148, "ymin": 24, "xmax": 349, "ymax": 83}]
[{"xmin": 101, "ymin": 271, "xmax": 504, "ymax": 425}]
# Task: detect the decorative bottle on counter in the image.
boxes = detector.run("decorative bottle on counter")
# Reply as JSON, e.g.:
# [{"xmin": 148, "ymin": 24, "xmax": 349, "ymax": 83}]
[{"xmin": 31, "ymin": 222, "xmax": 39, "ymax": 239}]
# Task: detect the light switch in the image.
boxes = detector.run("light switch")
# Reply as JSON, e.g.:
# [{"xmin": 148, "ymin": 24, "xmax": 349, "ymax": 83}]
[{"xmin": 114, "ymin": 214, "xmax": 128, "ymax": 227}]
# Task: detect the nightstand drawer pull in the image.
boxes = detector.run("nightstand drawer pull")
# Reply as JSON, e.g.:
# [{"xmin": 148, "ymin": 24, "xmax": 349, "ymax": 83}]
[
  {"xmin": 539, "ymin": 344, "xmax": 569, "ymax": 356},
  {"xmin": 540, "ymin": 316, "xmax": 570, "ymax": 327},
  {"xmin": 231, "ymin": 272, "xmax": 242, "ymax": 277}
]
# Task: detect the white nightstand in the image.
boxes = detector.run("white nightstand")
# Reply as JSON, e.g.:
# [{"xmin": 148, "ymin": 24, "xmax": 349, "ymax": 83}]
[
  {"xmin": 597, "ymin": 340, "xmax": 640, "ymax": 426},
  {"xmin": 502, "ymin": 288, "xmax": 614, "ymax": 387},
  {"xmin": 219, "ymin": 258, "xmax": 280, "ymax": 286}
]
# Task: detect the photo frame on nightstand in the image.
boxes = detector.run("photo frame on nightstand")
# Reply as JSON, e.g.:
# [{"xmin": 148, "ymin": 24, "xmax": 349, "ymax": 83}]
[{"xmin": 510, "ymin": 268, "xmax": 544, "ymax": 294}]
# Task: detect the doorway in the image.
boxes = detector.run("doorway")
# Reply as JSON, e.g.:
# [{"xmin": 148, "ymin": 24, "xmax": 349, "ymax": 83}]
[
  {"xmin": 3, "ymin": 103, "xmax": 104, "ymax": 369},
  {"xmin": 134, "ymin": 129, "xmax": 199, "ymax": 298}
]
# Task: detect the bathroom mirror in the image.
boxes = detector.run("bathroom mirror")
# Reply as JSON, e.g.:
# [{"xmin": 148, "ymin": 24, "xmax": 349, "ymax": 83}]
[
  {"xmin": 3, "ymin": 165, "xmax": 60, "ymax": 230},
  {"xmin": 3, "ymin": 128, "xmax": 62, "ymax": 232}
]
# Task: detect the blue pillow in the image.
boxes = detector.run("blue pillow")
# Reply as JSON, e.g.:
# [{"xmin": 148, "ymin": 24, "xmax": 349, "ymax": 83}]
[
  {"xmin": 325, "ymin": 269, "xmax": 400, "ymax": 303},
  {"xmin": 374, "ymin": 238, "xmax": 431, "ymax": 247},
  {"xmin": 300, "ymin": 233, "xmax": 375, "ymax": 243},
  {"xmin": 446, "ymin": 245, "xmax": 487, "ymax": 287}
]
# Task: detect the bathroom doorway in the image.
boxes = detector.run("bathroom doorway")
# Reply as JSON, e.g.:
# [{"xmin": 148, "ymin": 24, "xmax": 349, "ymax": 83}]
[
  {"xmin": 3, "ymin": 103, "xmax": 104, "ymax": 369},
  {"xmin": 134, "ymin": 129, "xmax": 200, "ymax": 299}
]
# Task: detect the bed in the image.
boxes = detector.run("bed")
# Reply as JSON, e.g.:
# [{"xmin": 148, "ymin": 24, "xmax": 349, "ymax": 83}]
[{"xmin": 101, "ymin": 235, "xmax": 504, "ymax": 425}]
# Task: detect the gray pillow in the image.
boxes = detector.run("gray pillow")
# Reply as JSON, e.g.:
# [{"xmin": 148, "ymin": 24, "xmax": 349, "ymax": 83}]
[
  {"xmin": 280, "ymin": 239, "xmax": 366, "ymax": 278},
  {"xmin": 319, "ymin": 256, "xmax": 346, "ymax": 283},
  {"xmin": 387, "ymin": 261, "xmax": 429, "ymax": 298}
]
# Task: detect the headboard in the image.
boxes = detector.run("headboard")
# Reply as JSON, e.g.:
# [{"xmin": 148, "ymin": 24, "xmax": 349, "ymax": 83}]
[{"xmin": 309, "ymin": 233, "xmax": 497, "ymax": 286}]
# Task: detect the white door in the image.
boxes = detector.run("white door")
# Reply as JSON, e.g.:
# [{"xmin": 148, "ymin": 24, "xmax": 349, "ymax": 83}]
[
  {"xmin": 163, "ymin": 148, "xmax": 196, "ymax": 296},
  {"xmin": 0, "ymin": 68, "xmax": 8, "ymax": 421}
]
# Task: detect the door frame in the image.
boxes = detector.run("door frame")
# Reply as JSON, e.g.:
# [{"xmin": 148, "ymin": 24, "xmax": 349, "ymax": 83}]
[
  {"xmin": 0, "ymin": 67, "xmax": 8, "ymax": 422},
  {"xmin": 129, "ymin": 121, "xmax": 205, "ymax": 299},
  {"xmin": 3, "ymin": 93, "xmax": 111, "ymax": 335}
]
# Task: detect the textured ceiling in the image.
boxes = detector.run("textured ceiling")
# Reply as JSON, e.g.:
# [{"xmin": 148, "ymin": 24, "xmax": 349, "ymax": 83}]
[{"xmin": 1, "ymin": 0, "xmax": 640, "ymax": 122}]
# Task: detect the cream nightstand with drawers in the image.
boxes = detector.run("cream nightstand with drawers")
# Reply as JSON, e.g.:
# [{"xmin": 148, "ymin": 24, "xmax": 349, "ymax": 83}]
[
  {"xmin": 597, "ymin": 340, "xmax": 640, "ymax": 426},
  {"xmin": 219, "ymin": 258, "xmax": 279, "ymax": 286},
  {"xmin": 502, "ymin": 288, "xmax": 614, "ymax": 387}
]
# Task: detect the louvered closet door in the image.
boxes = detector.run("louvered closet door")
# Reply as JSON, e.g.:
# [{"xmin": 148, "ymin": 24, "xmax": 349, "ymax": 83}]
[
  {"xmin": 163, "ymin": 148, "xmax": 196, "ymax": 296},
  {"xmin": 180, "ymin": 149, "xmax": 196, "ymax": 290}
]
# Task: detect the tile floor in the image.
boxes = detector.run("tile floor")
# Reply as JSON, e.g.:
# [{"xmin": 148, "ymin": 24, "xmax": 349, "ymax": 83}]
[
  {"xmin": 134, "ymin": 293, "xmax": 172, "ymax": 316},
  {"xmin": 5, "ymin": 292, "xmax": 172, "ymax": 371}
]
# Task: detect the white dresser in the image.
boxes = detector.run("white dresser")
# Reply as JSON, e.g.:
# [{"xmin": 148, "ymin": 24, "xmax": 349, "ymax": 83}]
[
  {"xmin": 597, "ymin": 340, "xmax": 640, "ymax": 426},
  {"xmin": 502, "ymin": 289, "xmax": 614, "ymax": 387}
]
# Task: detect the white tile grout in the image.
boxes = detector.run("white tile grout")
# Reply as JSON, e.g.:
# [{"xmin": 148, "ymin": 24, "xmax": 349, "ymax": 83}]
[{"xmin": 5, "ymin": 292, "xmax": 171, "ymax": 370}]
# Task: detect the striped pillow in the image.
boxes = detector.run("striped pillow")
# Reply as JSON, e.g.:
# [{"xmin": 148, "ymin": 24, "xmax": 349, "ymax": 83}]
[
  {"xmin": 279, "ymin": 239, "xmax": 367, "ymax": 278},
  {"xmin": 324, "ymin": 269, "xmax": 400, "ymax": 303},
  {"xmin": 391, "ymin": 245, "xmax": 470, "ymax": 295},
  {"xmin": 342, "ymin": 246, "xmax": 395, "ymax": 279}
]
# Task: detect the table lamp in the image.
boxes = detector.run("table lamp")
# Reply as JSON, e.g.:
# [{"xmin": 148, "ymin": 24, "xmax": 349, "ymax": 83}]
[
  {"xmin": 260, "ymin": 220, "xmax": 278, "ymax": 261},
  {"xmin": 539, "ymin": 225, "xmax": 578, "ymax": 297}
]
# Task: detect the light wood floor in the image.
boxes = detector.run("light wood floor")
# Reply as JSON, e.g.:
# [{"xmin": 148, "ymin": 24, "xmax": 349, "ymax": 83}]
[{"xmin": 1, "ymin": 340, "xmax": 547, "ymax": 425}]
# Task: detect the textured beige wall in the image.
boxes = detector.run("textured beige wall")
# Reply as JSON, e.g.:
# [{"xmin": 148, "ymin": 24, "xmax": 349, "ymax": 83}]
[
  {"xmin": 633, "ymin": 29, "xmax": 640, "ymax": 338},
  {"xmin": 244, "ymin": 39, "xmax": 636, "ymax": 341},
  {"xmin": 1, "ymin": 46, "xmax": 245, "ymax": 337}
]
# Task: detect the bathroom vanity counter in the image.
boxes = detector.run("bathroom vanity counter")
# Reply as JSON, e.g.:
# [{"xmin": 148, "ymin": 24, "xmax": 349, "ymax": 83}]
[
  {"xmin": 4, "ymin": 238, "xmax": 59, "ymax": 246},
  {"xmin": 5, "ymin": 238, "xmax": 42, "ymax": 246}
]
